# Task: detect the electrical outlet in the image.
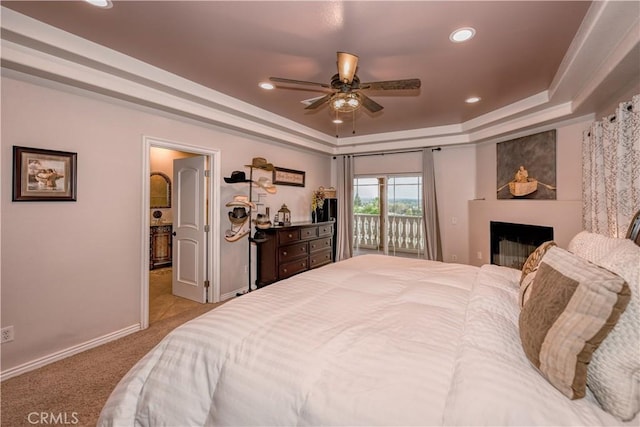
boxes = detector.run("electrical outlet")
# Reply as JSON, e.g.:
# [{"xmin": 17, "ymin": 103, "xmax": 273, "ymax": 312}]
[
  {"xmin": 477, "ymin": 251, "xmax": 483, "ymax": 260},
  {"xmin": 244, "ymin": 265, "xmax": 248, "ymax": 274},
  {"xmin": 451, "ymin": 254, "xmax": 458, "ymax": 262},
  {"xmin": 1, "ymin": 326, "xmax": 14, "ymax": 343}
]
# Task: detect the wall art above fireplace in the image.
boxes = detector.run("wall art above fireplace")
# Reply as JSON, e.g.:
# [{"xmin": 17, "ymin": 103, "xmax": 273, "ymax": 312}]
[{"xmin": 496, "ymin": 130, "xmax": 557, "ymax": 200}]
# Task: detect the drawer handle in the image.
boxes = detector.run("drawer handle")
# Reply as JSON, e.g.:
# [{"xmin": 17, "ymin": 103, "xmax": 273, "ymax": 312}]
[
  {"xmin": 283, "ymin": 268, "xmax": 288, "ymax": 273},
  {"xmin": 283, "ymin": 251, "xmax": 287, "ymax": 256},
  {"xmin": 288, "ymin": 233, "xmax": 293, "ymax": 238},
  {"xmin": 325, "ymin": 241, "xmax": 330, "ymax": 246},
  {"xmin": 301, "ymin": 263, "xmax": 305, "ymax": 267}
]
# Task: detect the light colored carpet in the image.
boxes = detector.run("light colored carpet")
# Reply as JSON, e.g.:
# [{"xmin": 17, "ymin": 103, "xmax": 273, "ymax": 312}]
[{"xmin": 1, "ymin": 294, "xmax": 225, "ymax": 427}]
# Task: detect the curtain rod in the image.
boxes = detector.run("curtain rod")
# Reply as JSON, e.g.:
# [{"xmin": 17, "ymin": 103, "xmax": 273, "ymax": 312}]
[{"xmin": 333, "ymin": 147, "xmax": 441, "ymax": 159}]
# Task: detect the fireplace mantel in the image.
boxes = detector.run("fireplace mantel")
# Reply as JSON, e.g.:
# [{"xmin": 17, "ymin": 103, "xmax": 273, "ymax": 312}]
[{"xmin": 468, "ymin": 199, "xmax": 582, "ymax": 267}]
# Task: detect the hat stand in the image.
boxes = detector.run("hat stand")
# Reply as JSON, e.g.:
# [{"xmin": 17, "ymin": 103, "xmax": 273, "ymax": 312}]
[
  {"xmin": 237, "ymin": 159, "xmax": 274, "ymax": 296},
  {"xmin": 246, "ymin": 165, "xmax": 254, "ymax": 294}
]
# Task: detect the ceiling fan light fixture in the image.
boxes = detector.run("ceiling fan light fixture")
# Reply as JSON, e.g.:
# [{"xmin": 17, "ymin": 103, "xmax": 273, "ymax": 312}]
[
  {"xmin": 331, "ymin": 93, "xmax": 360, "ymax": 113},
  {"xmin": 337, "ymin": 52, "xmax": 358, "ymax": 84},
  {"xmin": 450, "ymin": 27, "xmax": 476, "ymax": 43}
]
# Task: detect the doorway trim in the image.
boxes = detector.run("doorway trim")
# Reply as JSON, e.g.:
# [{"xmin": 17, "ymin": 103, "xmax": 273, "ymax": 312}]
[{"xmin": 141, "ymin": 135, "xmax": 221, "ymax": 329}]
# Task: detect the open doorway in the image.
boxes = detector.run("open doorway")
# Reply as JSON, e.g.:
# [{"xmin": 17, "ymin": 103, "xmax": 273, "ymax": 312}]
[{"xmin": 141, "ymin": 136, "xmax": 220, "ymax": 329}]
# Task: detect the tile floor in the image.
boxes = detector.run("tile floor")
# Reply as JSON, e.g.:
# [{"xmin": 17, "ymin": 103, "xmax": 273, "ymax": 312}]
[{"xmin": 148, "ymin": 267, "xmax": 205, "ymax": 324}]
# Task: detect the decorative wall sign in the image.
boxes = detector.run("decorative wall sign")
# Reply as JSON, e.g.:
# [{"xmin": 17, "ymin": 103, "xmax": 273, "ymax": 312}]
[
  {"xmin": 12, "ymin": 146, "xmax": 77, "ymax": 201},
  {"xmin": 496, "ymin": 130, "xmax": 557, "ymax": 200},
  {"xmin": 273, "ymin": 167, "xmax": 305, "ymax": 187}
]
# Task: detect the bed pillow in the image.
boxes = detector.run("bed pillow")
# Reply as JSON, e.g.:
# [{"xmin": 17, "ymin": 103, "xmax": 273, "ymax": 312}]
[
  {"xmin": 519, "ymin": 246, "xmax": 630, "ymax": 400},
  {"xmin": 587, "ymin": 240, "xmax": 640, "ymax": 421},
  {"xmin": 567, "ymin": 230, "xmax": 627, "ymax": 264},
  {"xmin": 519, "ymin": 241, "xmax": 556, "ymax": 307}
]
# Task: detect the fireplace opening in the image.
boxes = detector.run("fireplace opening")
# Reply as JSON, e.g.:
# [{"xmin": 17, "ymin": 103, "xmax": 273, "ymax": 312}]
[{"xmin": 490, "ymin": 221, "xmax": 554, "ymax": 269}]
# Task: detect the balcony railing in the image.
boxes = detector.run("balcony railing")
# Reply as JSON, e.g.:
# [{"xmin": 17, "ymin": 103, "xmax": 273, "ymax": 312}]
[{"xmin": 354, "ymin": 213, "xmax": 424, "ymax": 254}]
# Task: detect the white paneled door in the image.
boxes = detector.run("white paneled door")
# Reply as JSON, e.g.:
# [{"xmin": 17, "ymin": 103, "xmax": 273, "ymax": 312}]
[{"xmin": 172, "ymin": 156, "xmax": 208, "ymax": 303}]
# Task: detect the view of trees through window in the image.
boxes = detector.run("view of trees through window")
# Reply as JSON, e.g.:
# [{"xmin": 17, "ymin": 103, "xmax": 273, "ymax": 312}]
[{"xmin": 353, "ymin": 176, "xmax": 423, "ymax": 216}]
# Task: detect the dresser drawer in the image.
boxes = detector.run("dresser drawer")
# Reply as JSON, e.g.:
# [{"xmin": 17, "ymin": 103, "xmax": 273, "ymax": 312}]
[
  {"xmin": 300, "ymin": 226, "xmax": 318, "ymax": 240},
  {"xmin": 318, "ymin": 224, "xmax": 334, "ymax": 237},
  {"xmin": 278, "ymin": 229, "xmax": 300, "ymax": 245},
  {"xmin": 279, "ymin": 241, "xmax": 308, "ymax": 262},
  {"xmin": 309, "ymin": 236, "xmax": 332, "ymax": 253},
  {"xmin": 279, "ymin": 258, "xmax": 308, "ymax": 279},
  {"xmin": 309, "ymin": 249, "xmax": 332, "ymax": 269}
]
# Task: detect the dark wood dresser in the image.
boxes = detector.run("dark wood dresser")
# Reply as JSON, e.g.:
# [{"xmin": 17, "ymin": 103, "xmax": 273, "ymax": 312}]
[{"xmin": 256, "ymin": 221, "xmax": 334, "ymax": 288}]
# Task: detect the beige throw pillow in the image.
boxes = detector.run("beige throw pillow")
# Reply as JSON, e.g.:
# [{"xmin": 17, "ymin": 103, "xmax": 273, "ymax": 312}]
[{"xmin": 519, "ymin": 246, "xmax": 630, "ymax": 400}]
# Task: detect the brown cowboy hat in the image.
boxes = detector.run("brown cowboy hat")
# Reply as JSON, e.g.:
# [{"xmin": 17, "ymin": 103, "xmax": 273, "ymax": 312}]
[{"xmin": 245, "ymin": 157, "xmax": 274, "ymax": 171}]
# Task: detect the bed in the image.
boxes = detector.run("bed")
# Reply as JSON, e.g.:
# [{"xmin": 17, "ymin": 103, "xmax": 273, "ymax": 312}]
[{"xmin": 99, "ymin": 229, "xmax": 640, "ymax": 426}]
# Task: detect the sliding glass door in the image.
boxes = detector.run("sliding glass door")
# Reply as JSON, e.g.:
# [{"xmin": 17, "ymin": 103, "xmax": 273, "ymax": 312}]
[{"xmin": 353, "ymin": 174, "xmax": 424, "ymax": 257}]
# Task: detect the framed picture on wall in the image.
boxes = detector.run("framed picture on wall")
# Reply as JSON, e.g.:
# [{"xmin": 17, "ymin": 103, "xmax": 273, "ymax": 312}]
[
  {"xmin": 12, "ymin": 146, "xmax": 77, "ymax": 201},
  {"xmin": 496, "ymin": 130, "xmax": 557, "ymax": 200},
  {"xmin": 273, "ymin": 167, "xmax": 305, "ymax": 187}
]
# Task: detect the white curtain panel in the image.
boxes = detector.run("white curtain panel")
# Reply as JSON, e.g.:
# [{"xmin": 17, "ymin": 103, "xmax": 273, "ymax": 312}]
[
  {"xmin": 583, "ymin": 94, "xmax": 640, "ymax": 237},
  {"xmin": 336, "ymin": 155, "xmax": 354, "ymax": 260}
]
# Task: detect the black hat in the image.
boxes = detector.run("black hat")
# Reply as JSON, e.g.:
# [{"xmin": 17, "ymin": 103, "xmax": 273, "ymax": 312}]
[
  {"xmin": 252, "ymin": 230, "xmax": 268, "ymax": 243},
  {"xmin": 224, "ymin": 171, "xmax": 252, "ymax": 183}
]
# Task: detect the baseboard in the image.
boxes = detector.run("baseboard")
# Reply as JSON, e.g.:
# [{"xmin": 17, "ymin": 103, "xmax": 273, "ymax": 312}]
[
  {"xmin": 0, "ymin": 323, "xmax": 141, "ymax": 381},
  {"xmin": 220, "ymin": 286, "xmax": 248, "ymax": 301}
]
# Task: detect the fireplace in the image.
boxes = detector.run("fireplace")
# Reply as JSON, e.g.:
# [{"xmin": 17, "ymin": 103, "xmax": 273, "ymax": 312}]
[{"xmin": 490, "ymin": 221, "xmax": 554, "ymax": 269}]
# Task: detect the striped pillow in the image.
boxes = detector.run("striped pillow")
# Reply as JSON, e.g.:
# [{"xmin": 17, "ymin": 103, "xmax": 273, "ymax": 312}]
[
  {"xmin": 519, "ymin": 241, "xmax": 556, "ymax": 307},
  {"xmin": 518, "ymin": 246, "xmax": 631, "ymax": 399}
]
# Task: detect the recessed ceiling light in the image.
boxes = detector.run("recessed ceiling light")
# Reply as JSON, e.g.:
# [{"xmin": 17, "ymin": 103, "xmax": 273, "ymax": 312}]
[
  {"xmin": 259, "ymin": 82, "xmax": 275, "ymax": 90},
  {"xmin": 450, "ymin": 27, "xmax": 476, "ymax": 43},
  {"xmin": 85, "ymin": 0, "xmax": 113, "ymax": 8},
  {"xmin": 465, "ymin": 96, "xmax": 481, "ymax": 104},
  {"xmin": 332, "ymin": 118, "xmax": 343, "ymax": 124}
]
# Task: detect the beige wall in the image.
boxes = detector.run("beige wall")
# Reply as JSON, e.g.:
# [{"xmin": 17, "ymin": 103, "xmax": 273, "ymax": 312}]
[
  {"xmin": 434, "ymin": 145, "xmax": 476, "ymax": 264},
  {"xmin": 1, "ymin": 73, "xmax": 331, "ymax": 372},
  {"xmin": 468, "ymin": 120, "xmax": 589, "ymax": 266}
]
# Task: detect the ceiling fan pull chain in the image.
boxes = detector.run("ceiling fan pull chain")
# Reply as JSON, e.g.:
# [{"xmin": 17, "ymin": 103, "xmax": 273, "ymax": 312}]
[{"xmin": 353, "ymin": 110, "xmax": 356, "ymax": 134}]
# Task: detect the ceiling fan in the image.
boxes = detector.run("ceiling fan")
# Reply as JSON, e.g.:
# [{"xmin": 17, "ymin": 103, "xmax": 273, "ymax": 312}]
[{"xmin": 269, "ymin": 52, "xmax": 421, "ymax": 114}]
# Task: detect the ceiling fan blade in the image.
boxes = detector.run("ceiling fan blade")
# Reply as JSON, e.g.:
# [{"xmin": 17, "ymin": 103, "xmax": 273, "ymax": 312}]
[
  {"xmin": 337, "ymin": 52, "xmax": 358, "ymax": 84},
  {"xmin": 358, "ymin": 93, "xmax": 384, "ymax": 113},
  {"xmin": 304, "ymin": 93, "xmax": 332, "ymax": 110},
  {"xmin": 269, "ymin": 77, "xmax": 330, "ymax": 88},
  {"xmin": 360, "ymin": 78, "xmax": 421, "ymax": 91}
]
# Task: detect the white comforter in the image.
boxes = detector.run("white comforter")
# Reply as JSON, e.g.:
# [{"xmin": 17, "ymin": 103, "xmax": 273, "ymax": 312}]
[{"xmin": 99, "ymin": 255, "xmax": 626, "ymax": 426}]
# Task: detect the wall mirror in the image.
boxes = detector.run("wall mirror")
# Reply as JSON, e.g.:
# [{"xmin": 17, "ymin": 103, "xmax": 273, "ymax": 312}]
[{"xmin": 150, "ymin": 172, "xmax": 171, "ymax": 208}]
